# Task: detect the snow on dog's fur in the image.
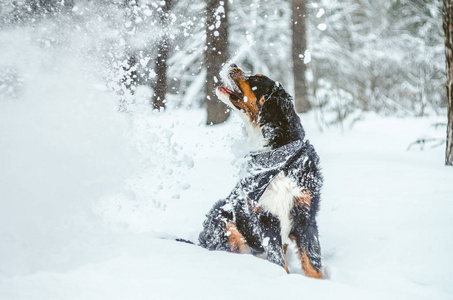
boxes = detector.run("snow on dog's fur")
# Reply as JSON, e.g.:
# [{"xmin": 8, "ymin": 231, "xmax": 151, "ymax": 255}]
[{"xmin": 199, "ymin": 65, "xmax": 323, "ymax": 278}]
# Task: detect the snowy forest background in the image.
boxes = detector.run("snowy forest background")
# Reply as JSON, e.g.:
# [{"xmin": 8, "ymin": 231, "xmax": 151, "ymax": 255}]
[
  {"xmin": 0, "ymin": 0, "xmax": 445, "ymax": 120},
  {"xmin": 1, "ymin": 1, "xmax": 452, "ymax": 299}
]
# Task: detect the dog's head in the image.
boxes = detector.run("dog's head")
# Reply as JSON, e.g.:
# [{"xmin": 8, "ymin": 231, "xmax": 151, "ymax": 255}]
[{"xmin": 216, "ymin": 65, "xmax": 304, "ymax": 149}]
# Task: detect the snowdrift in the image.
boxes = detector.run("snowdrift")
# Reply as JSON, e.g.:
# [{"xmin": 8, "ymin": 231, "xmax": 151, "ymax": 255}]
[{"xmin": 0, "ymin": 24, "xmax": 452, "ymax": 300}]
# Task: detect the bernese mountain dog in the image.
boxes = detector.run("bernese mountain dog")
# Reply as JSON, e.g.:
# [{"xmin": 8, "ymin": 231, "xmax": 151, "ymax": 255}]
[{"xmin": 198, "ymin": 64, "xmax": 323, "ymax": 278}]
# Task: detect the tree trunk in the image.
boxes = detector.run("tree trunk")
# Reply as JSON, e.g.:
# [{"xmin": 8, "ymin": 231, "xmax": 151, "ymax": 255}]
[
  {"xmin": 63, "ymin": 0, "xmax": 75, "ymax": 10},
  {"xmin": 153, "ymin": 0, "xmax": 172, "ymax": 110},
  {"xmin": 120, "ymin": 0, "xmax": 138, "ymax": 107},
  {"xmin": 121, "ymin": 53, "xmax": 137, "ymax": 93},
  {"xmin": 443, "ymin": 0, "xmax": 453, "ymax": 165},
  {"xmin": 205, "ymin": 0, "xmax": 230, "ymax": 125},
  {"xmin": 27, "ymin": 0, "xmax": 58, "ymax": 14},
  {"xmin": 292, "ymin": 0, "xmax": 311, "ymax": 113}
]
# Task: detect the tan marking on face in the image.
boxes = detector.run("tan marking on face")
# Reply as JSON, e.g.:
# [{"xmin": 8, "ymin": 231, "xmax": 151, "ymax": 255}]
[
  {"xmin": 225, "ymin": 222, "xmax": 251, "ymax": 254},
  {"xmin": 228, "ymin": 68, "xmax": 260, "ymax": 124},
  {"xmin": 259, "ymin": 96, "xmax": 265, "ymax": 107},
  {"xmin": 236, "ymin": 78, "xmax": 259, "ymax": 123},
  {"xmin": 296, "ymin": 246, "xmax": 323, "ymax": 279},
  {"xmin": 294, "ymin": 190, "xmax": 311, "ymax": 208}
]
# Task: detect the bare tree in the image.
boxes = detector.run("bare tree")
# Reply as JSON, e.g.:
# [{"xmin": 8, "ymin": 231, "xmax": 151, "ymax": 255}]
[
  {"xmin": 26, "ymin": 0, "xmax": 58, "ymax": 14},
  {"xmin": 120, "ymin": 0, "xmax": 139, "ymax": 111},
  {"xmin": 292, "ymin": 0, "xmax": 311, "ymax": 113},
  {"xmin": 205, "ymin": 0, "xmax": 230, "ymax": 125},
  {"xmin": 153, "ymin": 0, "xmax": 172, "ymax": 110},
  {"xmin": 443, "ymin": 0, "xmax": 453, "ymax": 165}
]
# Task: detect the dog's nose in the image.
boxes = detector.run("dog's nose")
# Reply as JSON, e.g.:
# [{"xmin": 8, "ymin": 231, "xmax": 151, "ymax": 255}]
[{"xmin": 229, "ymin": 64, "xmax": 238, "ymax": 68}]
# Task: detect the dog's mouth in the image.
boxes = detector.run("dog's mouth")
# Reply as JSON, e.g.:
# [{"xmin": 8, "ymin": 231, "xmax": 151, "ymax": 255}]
[
  {"xmin": 216, "ymin": 65, "xmax": 261, "ymax": 124},
  {"xmin": 218, "ymin": 86, "xmax": 242, "ymax": 101},
  {"xmin": 217, "ymin": 66, "xmax": 247, "ymax": 106}
]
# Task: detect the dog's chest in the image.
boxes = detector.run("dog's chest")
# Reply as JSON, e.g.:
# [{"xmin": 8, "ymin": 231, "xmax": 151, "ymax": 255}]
[{"xmin": 258, "ymin": 171, "xmax": 301, "ymax": 244}]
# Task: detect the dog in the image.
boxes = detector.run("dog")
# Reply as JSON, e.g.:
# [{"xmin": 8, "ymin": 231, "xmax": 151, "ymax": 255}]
[{"xmin": 198, "ymin": 64, "xmax": 323, "ymax": 278}]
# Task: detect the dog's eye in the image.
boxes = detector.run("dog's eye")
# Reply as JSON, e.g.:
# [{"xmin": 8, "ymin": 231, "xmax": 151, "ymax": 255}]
[{"xmin": 252, "ymin": 86, "xmax": 257, "ymax": 91}]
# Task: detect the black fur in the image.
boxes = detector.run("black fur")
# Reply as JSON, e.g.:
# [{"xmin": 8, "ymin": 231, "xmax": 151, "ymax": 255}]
[
  {"xmin": 259, "ymin": 82, "xmax": 305, "ymax": 148},
  {"xmin": 199, "ymin": 69, "xmax": 323, "ymax": 276}
]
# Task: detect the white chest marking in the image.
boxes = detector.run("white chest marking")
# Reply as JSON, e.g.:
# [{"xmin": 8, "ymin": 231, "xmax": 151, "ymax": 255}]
[
  {"xmin": 238, "ymin": 113, "xmax": 269, "ymax": 152},
  {"xmin": 258, "ymin": 171, "xmax": 301, "ymax": 244}
]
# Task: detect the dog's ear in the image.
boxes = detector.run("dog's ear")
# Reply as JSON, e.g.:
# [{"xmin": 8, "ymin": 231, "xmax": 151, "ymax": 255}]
[
  {"xmin": 259, "ymin": 84, "xmax": 305, "ymax": 147},
  {"xmin": 269, "ymin": 83, "xmax": 290, "ymax": 102},
  {"xmin": 261, "ymin": 83, "xmax": 297, "ymax": 123}
]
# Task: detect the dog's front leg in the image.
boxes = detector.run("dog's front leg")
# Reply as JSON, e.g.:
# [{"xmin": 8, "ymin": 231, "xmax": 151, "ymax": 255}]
[{"xmin": 258, "ymin": 212, "xmax": 289, "ymax": 273}]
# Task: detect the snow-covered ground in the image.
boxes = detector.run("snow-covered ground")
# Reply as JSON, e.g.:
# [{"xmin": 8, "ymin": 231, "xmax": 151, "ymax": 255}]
[
  {"xmin": 1, "ymin": 97, "xmax": 452, "ymax": 299},
  {"xmin": 1, "ymin": 26, "xmax": 452, "ymax": 300}
]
